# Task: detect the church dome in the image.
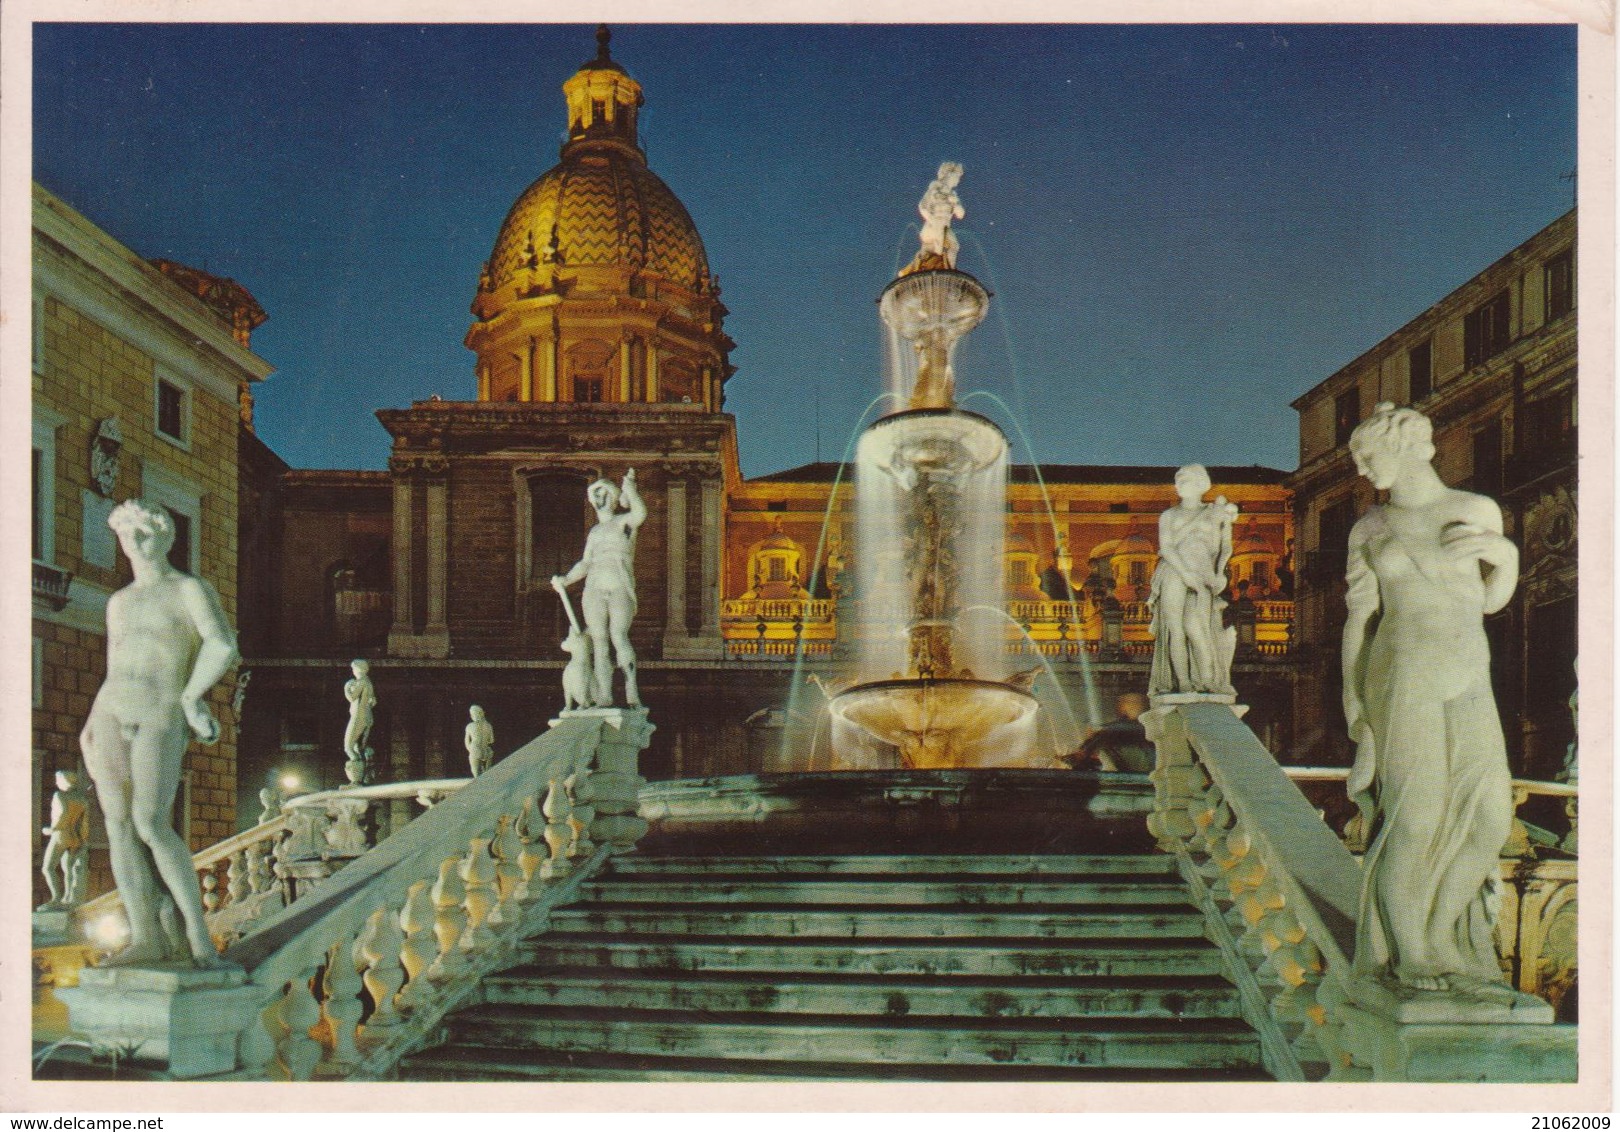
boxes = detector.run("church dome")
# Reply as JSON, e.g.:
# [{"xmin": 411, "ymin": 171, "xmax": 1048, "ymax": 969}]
[{"xmin": 486, "ymin": 152, "xmax": 709, "ymax": 292}]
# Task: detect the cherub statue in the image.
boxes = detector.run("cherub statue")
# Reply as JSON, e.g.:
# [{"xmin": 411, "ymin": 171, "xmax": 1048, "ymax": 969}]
[
  {"xmin": 80, "ymin": 499, "xmax": 237, "ymax": 966},
  {"xmin": 553, "ymin": 468, "xmax": 647, "ymax": 707},
  {"xmin": 906, "ymin": 162, "xmax": 965, "ymax": 273},
  {"xmin": 465, "ymin": 705, "xmax": 495, "ymax": 776},
  {"xmin": 39, "ymin": 770, "xmax": 91, "ymax": 910}
]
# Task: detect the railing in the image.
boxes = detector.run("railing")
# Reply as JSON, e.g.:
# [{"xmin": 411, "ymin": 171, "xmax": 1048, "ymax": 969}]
[
  {"xmin": 217, "ymin": 710, "xmax": 652, "ymax": 1080},
  {"xmin": 33, "ymin": 561, "xmax": 74, "ymax": 609},
  {"xmin": 724, "ymin": 639, "xmax": 835, "ymax": 658},
  {"xmin": 1148, "ymin": 705, "xmax": 1575, "ymax": 1081},
  {"xmin": 721, "ymin": 598, "xmax": 835, "ymax": 620},
  {"xmin": 74, "ymin": 813, "xmax": 294, "ymax": 950}
]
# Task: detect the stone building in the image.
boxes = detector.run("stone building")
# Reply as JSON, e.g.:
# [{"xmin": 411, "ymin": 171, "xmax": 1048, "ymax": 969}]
[
  {"xmin": 30, "ymin": 183, "xmax": 273, "ymax": 900},
  {"xmin": 1285, "ymin": 209, "xmax": 1577, "ymax": 778},
  {"xmin": 239, "ymin": 32, "xmax": 1298, "ymax": 820}
]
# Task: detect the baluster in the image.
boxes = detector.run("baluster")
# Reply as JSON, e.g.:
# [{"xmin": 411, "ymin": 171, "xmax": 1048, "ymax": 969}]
[
  {"xmin": 565, "ymin": 771, "xmax": 596, "ymax": 861},
  {"xmin": 514, "ymin": 796, "xmax": 546, "ymax": 903},
  {"xmin": 541, "ymin": 779, "xmax": 573, "ymax": 880},
  {"xmin": 396, "ymin": 880, "xmax": 438, "ymax": 1013},
  {"xmin": 273, "ymin": 970, "xmax": 323, "ymax": 1082},
  {"xmin": 227, "ymin": 849, "xmax": 250, "ymax": 907},
  {"xmin": 247, "ymin": 840, "xmax": 274, "ymax": 895},
  {"xmin": 239, "ymin": 994, "xmax": 279, "ymax": 1078},
  {"xmin": 356, "ymin": 906, "xmax": 407, "ymax": 1043},
  {"xmin": 459, "ymin": 839, "xmax": 499, "ymax": 952},
  {"xmin": 485, "ymin": 815, "xmax": 524, "ymax": 930},
  {"xmin": 201, "ymin": 868, "xmax": 221, "ymax": 914},
  {"xmin": 317, "ymin": 932, "xmax": 364, "ymax": 1075},
  {"xmin": 426, "ymin": 856, "xmax": 468, "ymax": 990}
]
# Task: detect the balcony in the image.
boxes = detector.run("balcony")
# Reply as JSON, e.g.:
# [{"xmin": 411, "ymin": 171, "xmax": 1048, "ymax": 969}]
[{"xmin": 32, "ymin": 561, "xmax": 73, "ymax": 610}]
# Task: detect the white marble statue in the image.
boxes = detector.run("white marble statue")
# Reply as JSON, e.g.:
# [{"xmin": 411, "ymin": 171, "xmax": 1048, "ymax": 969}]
[
  {"xmin": 80, "ymin": 499, "xmax": 237, "ymax": 967},
  {"xmin": 1342, "ymin": 402, "xmax": 1520, "ymax": 996},
  {"xmin": 465, "ymin": 705, "xmax": 495, "ymax": 776},
  {"xmin": 343, "ymin": 659, "xmax": 376, "ymax": 763},
  {"xmin": 906, "ymin": 161, "xmax": 965, "ymax": 273},
  {"xmin": 553, "ymin": 468, "xmax": 646, "ymax": 707},
  {"xmin": 257, "ymin": 785, "xmax": 282, "ymax": 825},
  {"xmin": 1148, "ymin": 464, "xmax": 1238, "ymax": 699},
  {"xmin": 39, "ymin": 770, "xmax": 91, "ymax": 910}
]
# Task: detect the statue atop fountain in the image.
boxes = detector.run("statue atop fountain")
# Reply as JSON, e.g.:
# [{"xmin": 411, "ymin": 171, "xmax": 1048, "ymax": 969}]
[{"xmin": 826, "ymin": 166, "xmax": 1038, "ymax": 770}]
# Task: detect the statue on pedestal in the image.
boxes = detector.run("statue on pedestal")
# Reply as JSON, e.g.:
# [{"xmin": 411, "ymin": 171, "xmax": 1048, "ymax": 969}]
[
  {"xmin": 343, "ymin": 659, "xmax": 376, "ymax": 785},
  {"xmin": 553, "ymin": 468, "xmax": 646, "ymax": 708},
  {"xmin": 39, "ymin": 770, "xmax": 91, "ymax": 910},
  {"xmin": 904, "ymin": 161, "xmax": 965, "ymax": 274},
  {"xmin": 1342, "ymin": 402, "xmax": 1520, "ymax": 998},
  {"xmin": 465, "ymin": 705, "xmax": 495, "ymax": 776},
  {"xmin": 1148, "ymin": 464, "xmax": 1238, "ymax": 699},
  {"xmin": 80, "ymin": 500, "xmax": 237, "ymax": 967}
]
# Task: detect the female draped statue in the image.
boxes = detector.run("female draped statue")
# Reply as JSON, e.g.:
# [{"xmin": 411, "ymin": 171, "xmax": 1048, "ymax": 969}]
[
  {"xmin": 1342, "ymin": 402, "xmax": 1519, "ymax": 995},
  {"xmin": 1148, "ymin": 464, "xmax": 1238, "ymax": 699}
]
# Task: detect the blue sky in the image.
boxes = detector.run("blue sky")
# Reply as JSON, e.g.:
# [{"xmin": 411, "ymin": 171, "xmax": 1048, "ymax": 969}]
[{"xmin": 33, "ymin": 23, "xmax": 1577, "ymax": 477}]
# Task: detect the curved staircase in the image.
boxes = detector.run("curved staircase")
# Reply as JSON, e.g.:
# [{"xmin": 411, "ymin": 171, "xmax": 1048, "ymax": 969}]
[{"xmin": 398, "ymin": 852, "xmax": 1266, "ymax": 1081}]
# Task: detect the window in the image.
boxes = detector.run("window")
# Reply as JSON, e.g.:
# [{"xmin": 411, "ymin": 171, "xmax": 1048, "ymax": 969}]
[
  {"xmin": 1545, "ymin": 249, "xmax": 1574, "ymax": 323},
  {"xmin": 165, "ymin": 507, "xmax": 193, "ymax": 574},
  {"xmin": 565, "ymin": 340, "xmax": 615, "ymax": 404},
  {"xmin": 1472, "ymin": 422, "xmax": 1503, "ymax": 498},
  {"xmin": 574, "ymin": 376, "xmax": 604, "ymax": 403},
  {"xmin": 1519, "ymin": 389, "xmax": 1576, "ymax": 456},
  {"xmin": 1463, "ymin": 290, "xmax": 1512, "ymax": 369},
  {"xmin": 1251, "ymin": 561, "xmax": 1270, "ymax": 589},
  {"xmin": 33, "ymin": 291, "xmax": 45, "ymax": 374},
  {"xmin": 1408, "ymin": 340, "xmax": 1433, "ymax": 402},
  {"xmin": 31, "ymin": 411, "xmax": 63, "ymax": 564},
  {"xmin": 1334, "ymin": 387, "xmax": 1361, "ymax": 447},
  {"xmin": 155, "ymin": 375, "xmax": 189, "ymax": 445},
  {"xmin": 530, "ymin": 475, "xmax": 590, "ymax": 582},
  {"xmin": 1108, "ymin": 502, "xmax": 1130, "ymax": 514},
  {"xmin": 32, "ymin": 449, "xmax": 43, "ymax": 561},
  {"xmin": 1127, "ymin": 560, "xmax": 1147, "ymax": 587},
  {"xmin": 1319, "ymin": 497, "xmax": 1356, "ymax": 556}
]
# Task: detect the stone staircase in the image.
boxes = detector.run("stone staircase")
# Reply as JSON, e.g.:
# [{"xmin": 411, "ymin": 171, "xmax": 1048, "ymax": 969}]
[{"xmin": 398, "ymin": 852, "xmax": 1268, "ymax": 1081}]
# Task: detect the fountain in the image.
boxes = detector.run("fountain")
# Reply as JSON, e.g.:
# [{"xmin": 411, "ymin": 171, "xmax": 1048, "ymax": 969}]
[{"xmin": 824, "ymin": 164, "xmax": 1040, "ymax": 770}]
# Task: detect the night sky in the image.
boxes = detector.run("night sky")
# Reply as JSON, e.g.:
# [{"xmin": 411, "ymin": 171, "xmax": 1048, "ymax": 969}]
[{"xmin": 33, "ymin": 23, "xmax": 1577, "ymax": 478}]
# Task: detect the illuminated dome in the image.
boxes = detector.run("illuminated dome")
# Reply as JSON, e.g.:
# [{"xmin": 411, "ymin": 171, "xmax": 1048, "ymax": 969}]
[{"xmin": 466, "ymin": 27, "xmax": 733, "ymax": 408}]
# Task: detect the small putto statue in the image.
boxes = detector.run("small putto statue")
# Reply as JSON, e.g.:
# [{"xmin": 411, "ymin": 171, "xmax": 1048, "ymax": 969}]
[
  {"xmin": 1342, "ymin": 402, "xmax": 1520, "ymax": 998},
  {"xmin": 465, "ymin": 705, "xmax": 495, "ymax": 776},
  {"xmin": 39, "ymin": 770, "xmax": 91, "ymax": 910},
  {"xmin": 81, "ymin": 499, "xmax": 237, "ymax": 967},
  {"xmin": 1148, "ymin": 464, "xmax": 1238, "ymax": 700},
  {"xmin": 904, "ymin": 161, "xmax": 965, "ymax": 274},
  {"xmin": 553, "ymin": 468, "xmax": 646, "ymax": 708}
]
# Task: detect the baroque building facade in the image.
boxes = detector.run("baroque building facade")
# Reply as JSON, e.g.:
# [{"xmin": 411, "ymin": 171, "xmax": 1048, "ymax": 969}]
[
  {"xmin": 1285, "ymin": 209, "xmax": 1577, "ymax": 780},
  {"xmin": 30, "ymin": 183, "xmax": 273, "ymax": 900},
  {"xmin": 239, "ymin": 33, "xmax": 1298, "ymax": 822}
]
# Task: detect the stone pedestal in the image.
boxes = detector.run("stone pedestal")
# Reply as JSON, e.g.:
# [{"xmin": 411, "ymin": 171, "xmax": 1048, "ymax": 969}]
[
  {"xmin": 1332, "ymin": 977, "xmax": 1576, "ymax": 1082},
  {"xmin": 58, "ymin": 964, "xmax": 263, "ymax": 1079},
  {"xmin": 551, "ymin": 707, "xmax": 654, "ymax": 852},
  {"xmin": 33, "ymin": 908, "xmax": 73, "ymax": 946}
]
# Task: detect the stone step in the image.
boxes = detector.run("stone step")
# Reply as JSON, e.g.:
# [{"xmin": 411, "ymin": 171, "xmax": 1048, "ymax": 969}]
[
  {"xmin": 546, "ymin": 903, "xmax": 1208, "ymax": 940},
  {"xmin": 522, "ymin": 933, "xmax": 1230, "ymax": 979},
  {"xmin": 480, "ymin": 967, "xmax": 1244, "ymax": 1020},
  {"xmin": 606, "ymin": 854, "xmax": 1178, "ymax": 878},
  {"xmin": 434, "ymin": 1004, "xmax": 1262, "ymax": 1072},
  {"xmin": 400, "ymin": 1045, "xmax": 1268, "ymax": 1082},
  {"xmin": 580, "ymin": 878, "xmax": 1187, "ymax": 905}
]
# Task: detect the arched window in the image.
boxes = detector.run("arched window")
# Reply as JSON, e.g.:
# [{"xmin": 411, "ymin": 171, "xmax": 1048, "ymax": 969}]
[{"xmin": 567, "ymin": 340, "xmax": 616, "ymax": 403}]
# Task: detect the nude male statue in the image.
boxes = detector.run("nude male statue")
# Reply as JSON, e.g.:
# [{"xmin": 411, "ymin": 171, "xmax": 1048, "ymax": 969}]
[
  {"xmin": 912, "ymin": 161, "xmax": 965, "ymax": 271},
  {"xmin": 39, "ymin": 770, "xmax": 91, "ymax": 910},
  {"xmin": 80, "ymin": 499, "xmax": 237, "ymax": 967},
  {"xmin": 343, "ymin": 658, "xmax": 377, "ymax": 762},
  {"xmin": 465, "ymin": 704, "xmax": 495, "ymax": 776},
  {"xmin": 553, "ymin": 468, "xmax": 646, "ymax": 708}
]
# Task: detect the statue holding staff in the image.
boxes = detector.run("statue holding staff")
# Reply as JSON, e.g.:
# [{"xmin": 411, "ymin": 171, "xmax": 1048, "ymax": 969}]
[
  {"xmin": 553, "ymin": 468, "xmax": 646, "ymax": 707},
  {"xmin": 80, "ymin": 499, "xmax": 237, "ymax": 967},
  {"xmin": 1342, "ymin": 402, "xmax": 1519, "ymax": 996}
]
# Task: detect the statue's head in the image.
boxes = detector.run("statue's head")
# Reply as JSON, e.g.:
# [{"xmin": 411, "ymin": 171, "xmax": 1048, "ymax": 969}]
[
  {"xmin": 351, "ymin": 659, "xmax": 369, "ymax": 677},
  {"xmin": 588, "ymin": 478, "xmax": 620, "ymax": 515},
  {"xmin": 1173, "ymin": 463, "xmax": 1212, "ymax": 500},
  {"xmin": 470, "ymin": 704, "xmax": 485, "ymax": 721},
  {"xmin": 55, "ymin": 770, "xmax": 78, "ymax": 791},
  {"xmin": 937, "ymin": 161, "xmax": 963, "ymax": 187},
  {"xmin": 1349, "ymin": 402, "xmax": 1434, "ymax": 489},
  {"xmin": 107, "ymin": 498, "xmax": 176, "ymax": 562}
]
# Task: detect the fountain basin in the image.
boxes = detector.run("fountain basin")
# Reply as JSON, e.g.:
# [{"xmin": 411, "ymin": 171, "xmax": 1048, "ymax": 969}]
[
  {"xmin": 878, "ymin": 268, "xmax": 990, "ymax": 343},
  {"xmin": 858, "ymin": 407, "xmax": 1006, "ymax": 480},
  {"xmin": 829, "ymin": 677, "xmax": 1038, "ymax": 770}
]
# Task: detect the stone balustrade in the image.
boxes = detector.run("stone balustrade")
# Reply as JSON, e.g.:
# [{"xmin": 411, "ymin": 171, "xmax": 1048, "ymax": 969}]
[
  {"xmin": 208, "ymin": 709, "xmax": 652, "ymax": 1081},
  {"xmin": 1146, "ymin": 702, "xmax": 1575, "ymax": 1081}
]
